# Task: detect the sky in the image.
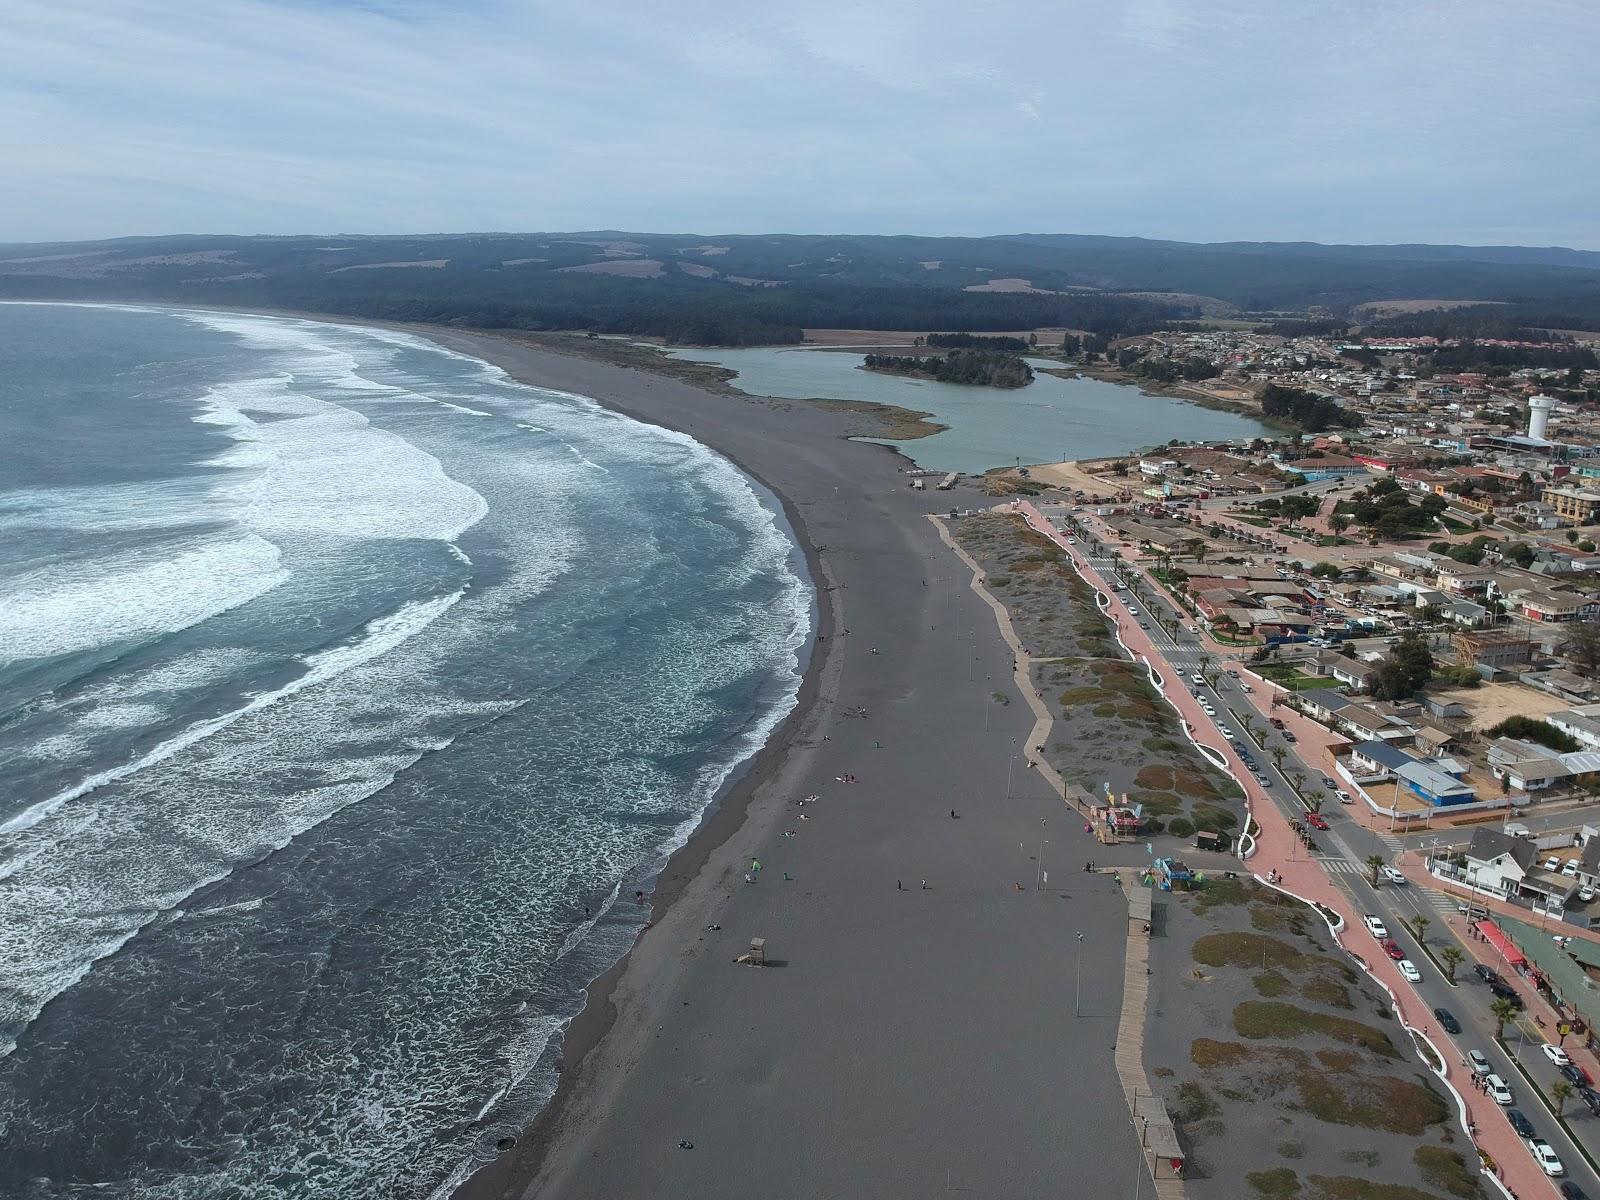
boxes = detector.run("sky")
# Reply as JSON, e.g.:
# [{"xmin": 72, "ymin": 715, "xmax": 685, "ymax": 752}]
[{"xmin": 3, "ymin": 0, "xmax": 1597, "ymax": 247}]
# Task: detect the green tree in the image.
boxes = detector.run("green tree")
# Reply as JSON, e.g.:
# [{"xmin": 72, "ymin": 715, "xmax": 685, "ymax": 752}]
[
  {"xmin": 1440, "ymin": 945, "xmax": 1463, "ymax": 983},
  {"xmin": 1371, "ymin": 633, "xmax": 1434, "ymax": 701},
  {"xmin": 1490, "ymin": 997, "xmax": 1520, "ymax": 1040},
  {"xmin": 1564, "ymin": 615, "xmax": 1600, "ymax": 679},
  {"xmin": 1330, "ymin": 513, "xmax": 1351, "ymax": 535},
  {"xmin": 1554, "ymin": 1079, "xmax": 1574, "ymax": 1118},
  {"xmin": 1366, "ymin": 854, "xmax": 1386, "ymax": 886},
  {"xmin": 1408, "ymin": 914, "xmax": 1430, "ymax": 945}
]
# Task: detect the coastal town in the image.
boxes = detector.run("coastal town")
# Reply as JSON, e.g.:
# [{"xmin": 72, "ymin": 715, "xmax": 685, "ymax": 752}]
[{"xmin": 924, "ymin": 316, "xmax": 1600, "ymax": 1199}]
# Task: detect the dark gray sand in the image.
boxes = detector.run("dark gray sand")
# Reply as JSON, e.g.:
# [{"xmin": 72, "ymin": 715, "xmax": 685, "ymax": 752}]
[
  {"xmin": 1145, "ymin": 879, "xmax": 1479, "ymax": 1200},
  {"xmin": 422, "ymin": 333, "xmax": 1144, "ymax": 1200}
]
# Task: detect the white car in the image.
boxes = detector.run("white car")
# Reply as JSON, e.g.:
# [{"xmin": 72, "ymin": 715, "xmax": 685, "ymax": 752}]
[
  {"xmin": 1486, "ymin": 1074, "xmax": 1514, "ymax": 1105},
  {"xmin": 1380, "ymin": 867, "xmax": 1406, "ymax": 885},
  {"xmin": 1541, "ymin": 1044, "xmax": 1572, "ymax": 1068},
  {"xmin": 1468, "ymin": 1050, "xmax": 1491, "ymax": 1077},
  {"xmin": 1545, "ymin": 856, "xmax": 1562, "ymax": 872},
  {"xmin": 1562, "ymin": 860, "xmax": 1579, "ymax": 877},
  {"xmin": 1127, "ymin": 605, "xmax": 1140, "ymax": 615},
  {"xmin": 1398, "ymin": 959, "xmax": 1422, "ymax": 983},
  {"xmin": 1528, "ymin": 1139, "xmax": 1565, "ymax": 1177},
  {"xmin": 1218, "ymin": 725, "xmax": 1235, "ymax": 739},
  {"xmin": 1581, "ymin": 886, "xmax": 1597, "ymax": 903},
  {"xmin": 1363, "ymin": 915, "xmax": 1389, "ymax": 939},
  {"xmin": 1190, "ymin": 673, "xmax": 1205, "ymax": 686}
]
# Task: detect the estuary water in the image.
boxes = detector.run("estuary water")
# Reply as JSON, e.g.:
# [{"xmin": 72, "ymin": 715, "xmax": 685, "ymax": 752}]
[
  {"xmin": 666, "ymin": 346, "xmax": 1272, "ymax": 473},
  {"xmin": 0, "ymin": 304, "xmax": 810, "ymax": 1199}
]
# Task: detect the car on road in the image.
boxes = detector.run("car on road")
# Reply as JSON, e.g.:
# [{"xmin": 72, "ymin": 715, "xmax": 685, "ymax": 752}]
[
  {"xmin": 1139, "ymin": 622, "xmax": 1150, "ymax": 630},
  {"xmin": 1282, "ymin": 730, "xmax": 1297, "ymax": 742},
  {"xmin": 1560, "ymin": 1182, "xmax": 1589, "ymax": 1200},
  {"xmin": 1381, "ymin": 938, "xmax": 1405, "ymax": 961},
  {"xmin": 1218, "ymin": 725, "xmax": 1234, "ymax": 739},
  {"xmin": 1582, "ymin": 1086, "xmax": 1600, "ymax": 1117},
  {"xmin": 1542, "ymin": 1044, "xmax": 1572, "ymax": 1068},
  {"xmin": 1468, "ymin": 1050, "xmax": 1491, "ymax": 1076},
  {"xmin": 1378, "ymin": 866, "xmax": 1405, "ymax": 884},
  {"xmin": 1486, "ymin": 1074, "xmax": 1514, "ymax": 1105},
  {"xmin": 1506, "ymin": 1107, "xmax": 1535, "ymax": 1138},
  {"xmin": 1561, "ymin": 1062, "xmax": 1592, "ymax": 1088},
  {"xmin": 1190, "ymin": 673, "xmax": 1205, "ymax": 686},
  {"xmin": 1269, "ymin": 717, "xmax": 1286, "ymax": 729},
  {"xmin": 1363, "ymin": 915, "xmax": 1389, "ymax": 938},
  {"xmin": 1399, "ymin": 960, "xmax": 1422, "ymax": 983},
  {"xmin": 1127, "ymin": 605, "xmax": 1140, "ymax": 615},
  {"xmin": 1433, "ymin": 1007, "xmax": 1461, "ymax": 1035},
  {"xmin": 1320, "ymin": 776, "xmax": 1338, "ymax": 789},
  {"xmin": 1336, "ymin": 790, "xmax": 1353, "ymax": 804},
  {"xmin": 1475, "ymin": 964, "xmax": 1503, "ymax": 985},
  {"xmin": 1257, "ymin": 774, "xmax": 1273, "ymax": 787},
  {"xmin": 1306, "ymin": 813, "xmax": 1330, "ymax": 831},
  {"xmin": 1529, "ymin": 1138, "xmax": 1565, "ymax": 1177}
]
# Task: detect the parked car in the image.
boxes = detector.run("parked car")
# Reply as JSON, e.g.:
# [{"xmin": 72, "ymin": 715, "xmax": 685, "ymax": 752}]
[
  {"xmin": 1486, "ymin": 1074, "xmax": 1514, "ymax": 1105},
  {"xmin": 1529, "ymin": 1138, "xmax": 1565, "ymax": 1177},
  {"xmin": 1218, "ymin": 725, "xmax": 1234, "ymax": 739},
  {"xmin": 1541, "ymin": 1044, "xmax": 1572, "ymax": 1068},
  {"xmin": 1381, "ymin": 938, "xmax": 1405, "ymax": 961},
  {"xmin": 1320, "ymin": 776, "xmax": 1337, "ymax": 789},
  {"xmin": 1581, "ymin": 886, "xmax": 1597, "ymax": 903},
  {"xmin": 1127, "ymin": 605, "xmax": 1140, "ymax": 615},
  {"xmin": 1190, "ymin": 673, "xmax": 1205, "ymax": 686},
  {"xmin": 1563, "ymin": 860, "xmax": 1580, "ymax": 877},
  {"xmin": 1490, "ymin": 982, "xmax": 1523, "ymax": 1008},
  {"xmin": 1269, "ymin": 717, "xmax": 1286, "ymax": 730},
  {"xmin": 1433, "ymin": 1007, "xmax": 1461, "ymax": 1035},
  {"xmin": 1380, "ymin": 866, "xmax": 1406, "ymax": 885},
  {"xmin": 1399, "ymin": 960, "xmax": 1422, "ymax": 983},
  {"xmin": 1257, "ymin": 774, "xmax": 1273, "ymax": 787},
  {"xmin": 1282, "ymin": 730, "xmax": 1297, "ymax": 743},
  {"xmin": 1363, "ymin": 915, "xmax": 1389, "ymax": 939},
  {"xmin": 1475, "ymin": 964, "xmax": 1503, "ymax": 985},
  {"xmin": 1506, "ymin": 1107, "xmax": 1535, "ymax": 1138},
  {"xmin": 1468, "ymin": 1050, "xmax": 1491, "ymax": 1076},
  {"xmin": 1306, "ymin": 813, "xmax": 1330, "ymax": 831},
  {"xmin": 1545, "ymin": 856, "xmax": 1563, "ymax": 872},
  {"xmin": 1581, "ymin": 1086, "xmax": 1600, "ymax": 1117},
  {"xmin": 1336, "ymin": 790, "xmax": 1353, "ymax": 805},
  {"xmin": 1561, "ymin": 1063, "xmax": 1592, "ymax": 1088},
  {"xmin": 1560, "ymin": 1182, "xmax": 1588, "ymax": 1200}
]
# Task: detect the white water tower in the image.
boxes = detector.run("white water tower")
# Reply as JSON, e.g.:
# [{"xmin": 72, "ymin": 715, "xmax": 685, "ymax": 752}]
[{"xmin": 1528, "ymin": 393, "xmax": 1556, "ymax": 440}]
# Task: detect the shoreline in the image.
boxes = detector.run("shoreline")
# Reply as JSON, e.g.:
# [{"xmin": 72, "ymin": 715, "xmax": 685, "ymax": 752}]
[{"xmin": 410, "ymin": 326, "xmax": 855, "ymax": 1199}]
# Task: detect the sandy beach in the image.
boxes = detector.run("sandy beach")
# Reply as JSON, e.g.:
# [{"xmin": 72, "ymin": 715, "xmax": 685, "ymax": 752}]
[{"xmin": 416, "ymin": 331, "xmax": 1145, "ymax": 1200}]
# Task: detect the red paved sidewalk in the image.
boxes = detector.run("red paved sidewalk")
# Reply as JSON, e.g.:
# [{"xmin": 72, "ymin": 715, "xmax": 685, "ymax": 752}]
[{"xmin": 1012, "ymin": 501, "xmax": 1537, "ymax": 1200}]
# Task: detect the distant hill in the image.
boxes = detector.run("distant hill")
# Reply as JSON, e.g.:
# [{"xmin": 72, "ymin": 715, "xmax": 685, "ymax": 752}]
[{"xmin": 5, "ymin": 230, "xmax": 1600, "ymax": 345}]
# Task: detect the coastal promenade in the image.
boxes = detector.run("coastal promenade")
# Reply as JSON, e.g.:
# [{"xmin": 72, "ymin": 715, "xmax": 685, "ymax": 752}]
[
  {"xmin": 441, "ymin": 335, "xmax": 1145, "ymax": 1200},
  {"xmin": 1012, "ymin": 501, "xmax": 1541, "ymax": 1200}
]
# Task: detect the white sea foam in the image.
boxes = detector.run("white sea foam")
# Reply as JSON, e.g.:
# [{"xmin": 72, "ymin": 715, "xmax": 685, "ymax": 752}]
[
  {"xmin": 0, "ymin": 532, "xmax": 289, "ymax": 662},
  {"xmin": 0, "ymin": 590, "xmax": 465, "ymax": 838}
]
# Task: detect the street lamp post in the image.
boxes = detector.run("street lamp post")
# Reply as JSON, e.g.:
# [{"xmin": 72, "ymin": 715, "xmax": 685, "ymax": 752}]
[
  {"xmin": 1007, "ymin": 742, "xmax": 1016, "ymax": 798},
  {"xmin": 1075, "ymin": 931, "xmax": 1086, "ymax": 1016},
  {"xmin": 1036, "ymin": 818, "xmax": 1048, "ymax": 890}
]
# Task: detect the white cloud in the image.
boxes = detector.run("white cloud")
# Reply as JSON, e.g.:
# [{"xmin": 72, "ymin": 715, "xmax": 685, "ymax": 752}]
[{"xmin": 0, "ymin": 0, "xmax": 1594, "ymax": 245}]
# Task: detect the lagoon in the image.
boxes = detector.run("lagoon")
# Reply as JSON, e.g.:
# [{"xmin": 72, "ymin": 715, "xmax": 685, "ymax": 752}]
[{"xmin": 666, "ymin": 346, "xmax": 1272, "ymax": 474}]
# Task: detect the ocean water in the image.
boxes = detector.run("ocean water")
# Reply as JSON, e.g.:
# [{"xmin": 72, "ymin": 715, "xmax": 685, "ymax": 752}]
[
  {"xmin": 0, "ymin": 304, "xmax": 811, "ymax": 1199},
  {"xmin": 664, "ymin": 346, "xmax": 1273, "ymax": 473}
]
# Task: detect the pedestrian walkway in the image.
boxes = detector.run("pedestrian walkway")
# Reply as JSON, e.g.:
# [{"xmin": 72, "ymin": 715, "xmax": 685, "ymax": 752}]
[{"xmin": 1010, "ymin": 499, "xmax": 1540, "ymax": 1200}]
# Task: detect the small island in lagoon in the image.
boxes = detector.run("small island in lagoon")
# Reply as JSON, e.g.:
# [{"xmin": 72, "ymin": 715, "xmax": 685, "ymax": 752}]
[{"xmin": 861, "ymin": 348, "xmax": 1035, "ymax": 388}]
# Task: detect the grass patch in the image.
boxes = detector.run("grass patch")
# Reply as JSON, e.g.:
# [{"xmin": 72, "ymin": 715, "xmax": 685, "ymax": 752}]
[
  {"xmin": 1413, "ymin": 1146, "xmax": 1483, "ymax": 1199},
  {"xmin": 1248, "ymin": 1168, "xmax": 1301, "ymax": 1199},
  {"xmin": 1136, "ymin": 765, "xmax": 1176, "ymax": 789},
  {"xmin": 1306, "ymin": 1179, "xmax": 1437, "ymax": 1200},
  {"xmin": 1191, "ymin": 1038, "xmax": 1251, "ymax": 1068},
  {"xmin": 1193, "ymin": 932, "xmax": 1308, "ymax": 970},
  {"xmin": 1254, "ymin": 970, "xmax": 1291, "ymax": 997},
  {"xmin": 1300, "ymin": 976, "xmax": 1353, "ymax": 1009},
  {"xmin": 1299, "ymin": 1073, "xmax": 1447, "ymax": 1135},
  {"xmin": 1233, "ymin": 1002, "xmax": 1398, "ymax": 1058},
  {"xmin": 1191, "ymin": 877, "xmax": 1251, "ymax": 913},
  {"xmin": 1175, "ymin": 1079, "xmax": 1219, "ymax": 1122},
  {"xmin": 1192, "ymin": 802, "xmax": 1239, "ymax": 832},
  {"xmin": 1140, "ymin": 790, "xmax": 1184, "ymax": 816}
]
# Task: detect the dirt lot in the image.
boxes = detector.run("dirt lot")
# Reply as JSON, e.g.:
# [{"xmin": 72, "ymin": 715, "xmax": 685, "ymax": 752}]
[
  {"xmin": 1147, "ymin": 878, "xmax": 1480, "ymax": 1200},
  {"xmin": 1427, "ymin": 680, "xmax": 1571, "ymax": 729},
  {"xmin": 951, "ymin": 512, "xmax": 1245, "ymax": 836}
]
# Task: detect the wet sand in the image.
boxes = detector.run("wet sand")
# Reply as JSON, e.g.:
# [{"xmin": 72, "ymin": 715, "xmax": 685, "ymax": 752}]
[{"xmin": 417, "ymin": 331, "xmax": 1144, "ymax": 1200}]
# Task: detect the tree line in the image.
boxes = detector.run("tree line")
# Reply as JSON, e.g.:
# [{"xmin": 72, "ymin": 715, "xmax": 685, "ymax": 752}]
[
  {"xmin": 862, "ymin": 350, "xmax": 1035, "ymax": 388},
  {"xmin": 925, "ymin": 332, "xmax": 1030, "ymax": 351},
  {"xmin": 1258, "ymin": 384, "xmax": 1361, "ymax": 432}
]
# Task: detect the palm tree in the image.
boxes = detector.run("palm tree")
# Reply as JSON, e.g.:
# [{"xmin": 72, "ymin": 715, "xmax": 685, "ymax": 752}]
[
  {"xmin": 1305, "ymin": 794, "xmax": 1323, "ymax": 814},
  {"xmin": 1440, "ymin": 946, "xmax": 1463, "ymax": 983},
  {"xmin": 1408, "ymin": 914, "xmax": 1430, "ymax": 946},
  {"xmin": 1554, "ymin": 1080, "xmax": 1574, "ymax": 1118},
  {"xmin": 1365, "ymin": 855, "xmax": 1386, "ymax": 887},
  {"xmin": 1490, "ymin": 997, "xmax": 1519, "ymax": 1041},
  {"xmin": 1272, "ymin": 746, "xmax": 1288, "ymax": 771}
]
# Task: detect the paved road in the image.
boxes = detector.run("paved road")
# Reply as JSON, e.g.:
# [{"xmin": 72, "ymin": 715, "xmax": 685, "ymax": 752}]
[{"xmin": 1095, "ymin": 535, "xmax": 1600, "ymax": 1196}]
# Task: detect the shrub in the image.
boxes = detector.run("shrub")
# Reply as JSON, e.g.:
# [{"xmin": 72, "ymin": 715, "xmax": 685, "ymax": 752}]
[{"xmin": 1168, "ymin": 816, "xmax": 1196, "ymax": 838}]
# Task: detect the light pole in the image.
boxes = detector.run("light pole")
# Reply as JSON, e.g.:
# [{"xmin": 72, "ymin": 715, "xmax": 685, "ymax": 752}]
[
  {"xmin": 1006, "ymin": 741, "xmax": 1017, "ymax": 798},
  {"xmin": 1075, "ymin": 931, "xmax": 1085, "ymax": 1016},
  {"xmin": 1036, "ymin": 818, "xmax": 1048, "ymax": 890}
]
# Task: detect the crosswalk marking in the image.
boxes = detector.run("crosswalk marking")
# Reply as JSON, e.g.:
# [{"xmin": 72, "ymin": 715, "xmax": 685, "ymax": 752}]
[
  {"xmin": 1374, "ymin": 832, "xmax": 1404, "ymax": 853},
  {"xmin": 1319, "ymin": 857, "xmax": 1361, "ymax": 874}
]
